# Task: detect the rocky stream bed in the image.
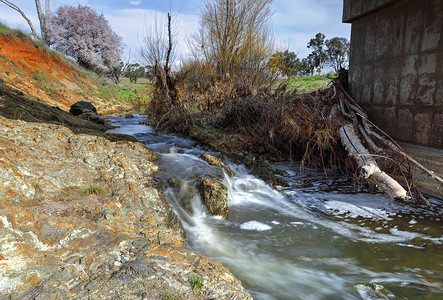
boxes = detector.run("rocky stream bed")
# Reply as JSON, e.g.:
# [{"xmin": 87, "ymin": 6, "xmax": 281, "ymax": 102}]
[{"xmin": 0, "ymin": 112, "xmax": 251, "ymax": 299}]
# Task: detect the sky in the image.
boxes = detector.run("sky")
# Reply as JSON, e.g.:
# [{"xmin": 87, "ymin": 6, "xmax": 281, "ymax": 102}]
[{"xmin": 0, "ymin": 0, "xmax": 350, "ymax": 63}]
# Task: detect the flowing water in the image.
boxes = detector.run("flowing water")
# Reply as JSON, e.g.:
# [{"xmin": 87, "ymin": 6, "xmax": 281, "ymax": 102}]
[{"xmin": 107, "ymin": 115, "xmax": 443, "ymax": 300}]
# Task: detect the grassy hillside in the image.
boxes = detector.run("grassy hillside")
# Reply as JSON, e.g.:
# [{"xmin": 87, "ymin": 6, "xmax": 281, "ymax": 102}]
[{"xmin": 0, "ymin": 23, "xmax": 150, "ymax": 115}]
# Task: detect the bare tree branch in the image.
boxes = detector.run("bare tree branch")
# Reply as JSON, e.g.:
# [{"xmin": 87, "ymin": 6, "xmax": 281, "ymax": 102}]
[{"xmin": 0, "ymin": 0, "xmax": 40, "ymax": 40}]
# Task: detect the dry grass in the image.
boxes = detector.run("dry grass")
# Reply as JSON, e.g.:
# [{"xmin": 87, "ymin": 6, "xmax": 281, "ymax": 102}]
[{"xmin": 149, "ymin": 78, "xmax": 356, "ymax": 173}]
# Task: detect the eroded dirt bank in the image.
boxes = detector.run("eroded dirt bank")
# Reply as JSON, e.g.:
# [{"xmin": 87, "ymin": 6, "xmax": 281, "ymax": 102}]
[{"xmin": 0, "ymin": 88, "xmax": 250, "ymax": 299}]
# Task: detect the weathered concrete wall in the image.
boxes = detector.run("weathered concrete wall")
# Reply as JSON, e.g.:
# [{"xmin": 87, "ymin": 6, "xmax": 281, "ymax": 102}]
[
  {"xmin": 343, "ymin": 0, "xmax": 398, "ymax": 22},
  {"xmin": 344, "ymin": 0, "xmax": 443, "ymax": 148}
]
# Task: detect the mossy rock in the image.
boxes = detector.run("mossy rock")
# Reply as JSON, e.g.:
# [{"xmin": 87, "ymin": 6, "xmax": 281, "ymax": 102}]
[
  {"xmin": 200, "ymin": 153, "xmax": 235, "ymax": 177},
  {"xmin": 246, "ymin": 156, "xmax": 289, "ymax": 187},
  {"xmin": 196, "ymin": 176, "xmax": 228, "ymax": 218}
]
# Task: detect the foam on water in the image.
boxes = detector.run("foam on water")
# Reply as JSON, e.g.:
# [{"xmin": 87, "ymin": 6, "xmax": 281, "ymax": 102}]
[
  {"xmin": 240, "ymin": 221, "xmax": 272, "ymax": 231},
  {"xmin": 107, "ymin": 115, "xmax": 443, "ymax": 300}
]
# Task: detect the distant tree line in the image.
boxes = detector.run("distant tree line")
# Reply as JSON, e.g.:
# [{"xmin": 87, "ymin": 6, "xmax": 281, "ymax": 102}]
[{"xmin": 269, "ymin": 33, "xmax": 350, "ymax": 77}]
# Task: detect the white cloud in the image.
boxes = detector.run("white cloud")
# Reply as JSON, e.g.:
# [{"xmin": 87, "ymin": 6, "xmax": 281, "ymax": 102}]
[{"xmin": 129, "ymin": 1, "xmax": 142, "ymax": 5}]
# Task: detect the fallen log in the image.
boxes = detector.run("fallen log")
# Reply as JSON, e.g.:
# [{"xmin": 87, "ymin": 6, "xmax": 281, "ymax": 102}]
[
  {"xmin": 332, "ymin": 78, "xmax": 443, "ymax": 205},
  {"xmin": 339, "ymin": 124, "xmax": 410, "ymax": 201}
]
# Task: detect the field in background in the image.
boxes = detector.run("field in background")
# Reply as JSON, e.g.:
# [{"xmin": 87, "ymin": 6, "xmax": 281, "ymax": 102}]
[{"xmin": 283, "ymin": 75, "xmax": 332, "ymax": 93}]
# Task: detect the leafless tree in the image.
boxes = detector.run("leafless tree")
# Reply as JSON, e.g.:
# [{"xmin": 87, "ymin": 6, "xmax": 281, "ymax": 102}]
[
  {"xmin": 139, "ymin": 13, "xmax": 177, "ymax": 103},
  {"xmin": 188, "ymin": 0, "xmax": 276, "ymax": 92},
  {"xmin": 108, "ymin": 51, "xmax": 133, "ymax": 84},
  {"xmin": 34, "ymin": 0, "xmax": 51, "ymax": 44},
  {"xmin": 0, "ymin": 0, "xmax": 51, "ymax": 44}
]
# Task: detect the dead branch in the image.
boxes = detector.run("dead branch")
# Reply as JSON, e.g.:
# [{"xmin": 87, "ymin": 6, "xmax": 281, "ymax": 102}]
[
  {"xmin": 358, "ymin": 115, "xmax": 443, "ymax": 187},
  {"xmin": 0, "ymin": 0, "xmax": 40, "ymax": 40},
  {"xmin": 333, "ymin": 78, "xmax": 442, "ymax": 205},
  {"xmin": 339, "ymin": 124, "xmax": 410, "ymax": 201}
]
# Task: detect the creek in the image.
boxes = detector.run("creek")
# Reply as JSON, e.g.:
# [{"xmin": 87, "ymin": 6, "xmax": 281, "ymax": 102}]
[{"xmin": 107, "ymin": 115, "xmax": 443, "ymax": 300}]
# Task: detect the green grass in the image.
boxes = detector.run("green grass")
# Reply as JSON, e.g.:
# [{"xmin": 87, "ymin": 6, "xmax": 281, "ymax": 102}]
[
  {"xmin": 30, "ymin": 70, "xmax": 48, "ymax": 83},
  {"xmin": 189, "ymin": 276, "xmax": 203, "ymax": 294},
  {"xmin": 119, "ymin": 77, "xmax": 151, "ymax": 85},
  {"xmin": 162, "ymin": 291, "xmax": 181, "ymax": 300},
  {"xmin": 189, "ymin": 125, "xmax": 229, "ymax": 155},
  {"xmin": 96, "ymin": 82, "xmax": 152, "ymax": 113},
  {"xmin": 81, "ymin": 184, "xmax": 105, "ymax": 195},
  {"xmin": 0, "ymin": 21, "xmax": 29, "ymax": 38},
  {"xmin": 280, "ymin": 75, "xmax": 332, "ymax": 94}
]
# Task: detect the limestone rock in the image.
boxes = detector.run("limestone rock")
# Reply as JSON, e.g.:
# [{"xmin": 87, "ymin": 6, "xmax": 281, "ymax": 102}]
[
  {"xmin": 200, "ymin": 153, "xmax": 235, "ymax": 177},
  {"xmin": 197, "ymin": 175, "xmax": 229, "ymax": 217},
  {"xmin": 0, "ymin": 115, "xmax": 250, "ymax": 299}
]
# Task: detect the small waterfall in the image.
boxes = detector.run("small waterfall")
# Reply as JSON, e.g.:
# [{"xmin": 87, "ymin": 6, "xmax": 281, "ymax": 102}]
[{"xmin": 107, "ymin": 115, "xmax": 443, "ymax": 300}]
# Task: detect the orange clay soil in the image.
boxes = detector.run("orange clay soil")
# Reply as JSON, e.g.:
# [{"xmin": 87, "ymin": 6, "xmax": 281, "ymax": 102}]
[{"xmin": 0, "ymin": 33, "xmax": 127, "ymax": 113}]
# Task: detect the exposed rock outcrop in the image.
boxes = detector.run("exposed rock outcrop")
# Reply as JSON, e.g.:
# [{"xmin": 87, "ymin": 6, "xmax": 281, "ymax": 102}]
[
  {"xmin": 200, "ymin": 153, "xmax": 235, "ymax": 177},
  {"xmin": 197, "ymin": 176, "xmax": 229, "ymax": 217},
  {"xmin": 0, "ymin": 115, "xmax": 251, "ymax": 299},
  {"xmin": 247, "ymin": 156, "xmax": 289, "ymax": 187}
]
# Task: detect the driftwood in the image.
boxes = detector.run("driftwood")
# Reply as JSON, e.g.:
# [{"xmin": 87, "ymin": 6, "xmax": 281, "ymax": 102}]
[
  {"xmin": 339, "ymin": 124, "xmax": 409, "ymax": 201},
  {"xmin": 332, "ymin": 79, "xmax": 443, "ymax": 205}
]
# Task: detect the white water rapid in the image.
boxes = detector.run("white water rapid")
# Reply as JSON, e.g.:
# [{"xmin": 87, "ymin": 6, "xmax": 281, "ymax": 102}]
[{"xmin": 107, "ymin": 115, "xmax": 443, "ymax": 300}]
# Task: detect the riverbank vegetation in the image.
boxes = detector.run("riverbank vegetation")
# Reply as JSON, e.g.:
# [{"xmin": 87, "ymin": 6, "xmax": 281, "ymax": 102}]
[
  {"xmin": 140, "ymin": 0, "xmax": 440, "ymax": 206},
  {"xmin": 1, "ymin": 0, "xmax": 439, "ymax": 205}
]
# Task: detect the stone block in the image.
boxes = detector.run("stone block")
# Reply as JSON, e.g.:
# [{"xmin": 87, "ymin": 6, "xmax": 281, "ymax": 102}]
[
  {"xmin": 361, "ymin": 84, "xmax": 372, "ymax": 105},
  {"xmin": 417, "ymin": 74, "xmax": 436, "ymax": 105},
  {"xmin": 436, "ymin": 51, "xmax": 443, "ymax": 106},
  {"xmin": 385, "ymin": 78, "xmax": 399, "ymax": 106},
  {"xmin": 349, "ymin": 66, "xmax": 363, "ymax": 100},
  {"xmin": 384, "ymin": 107, "xmax": 397, "ymax": 137},
  {"xmin": 367, "ymin": 106, "xmax": 384, "ymax": 129},
  {"xmin": 396, "ymin": 108, "xmax": 413, "ymax": 141},
  {"xmin": 401, "ymin": 54, "xmax": 419, "ymax": 77},
  {"xmin": 363, "ymin": 21, "xmax": 376, "ymax": 61},
  {"xmin": 373, "ymin": 78, "xmax": 385, "ymax": 105},
  {"xmin": 416, "ymin": 54, "xmax": 437, "ymax": 105},
  {"xmin": 431, "ymin": 113, "xmax": 443, "ymax": 148},
  {"xmin": 420, "ymin": 0, "xmax": 441, "ymax": 52},
  {"xmin": 399, "ymin": 74, "xmax": 416, "ymax": 105},
  {"xmin": 388, "ymin": 10, "xmax": 405, "ymax": 57},
  {"xmin": 403, "ymin": 1, "xmax": 423, "ymax": 54},
  {"xmin": 418, "ymin": 53, "xmax": 437, "ymax": 74},
  {"xmin": 358, "ymin": 64, "xmax": 373, "ymax": 104},
  {"xmin": 399, "ymin": 54, "xmax": 419, "ymax": 105},
  {"xmin": 385, "ymin": 64, "xmax": 400, "ymax": 106},
  {"xmin": 374, "ymin": 15, "xmax": 390, "ymax": 60},
  {"xmin": 350, "ymin": 22, "xmax": 366, "ymax": 64},
  {"xmin": 436, "ymin": 78, "xmax": 443, "ymax": 106},
  {"xmin": 413, "ymin": 112, "xmax": 431, "ymax": 145}
]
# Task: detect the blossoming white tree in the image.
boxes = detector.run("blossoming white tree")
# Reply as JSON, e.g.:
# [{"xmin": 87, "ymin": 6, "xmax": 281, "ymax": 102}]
[{"xmin": 50, "ymin": 5, "xmax": 123, "ymax": 71}]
